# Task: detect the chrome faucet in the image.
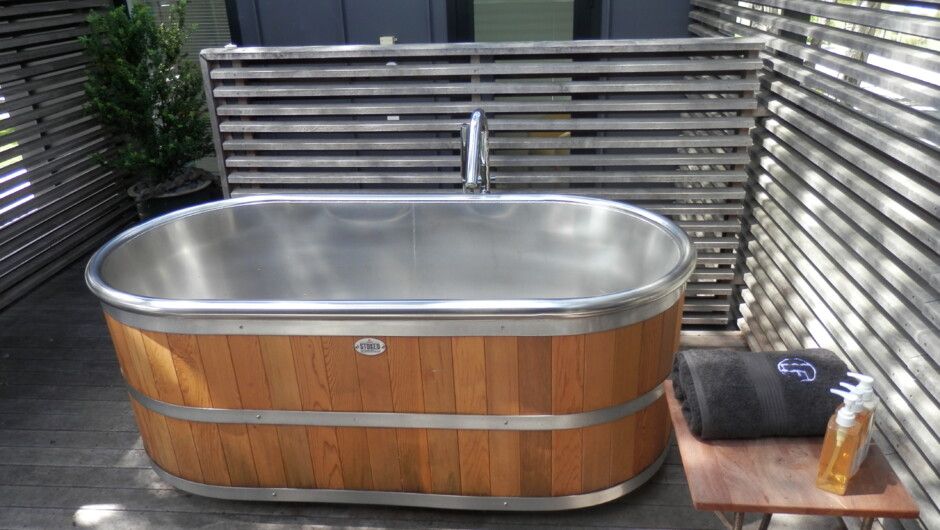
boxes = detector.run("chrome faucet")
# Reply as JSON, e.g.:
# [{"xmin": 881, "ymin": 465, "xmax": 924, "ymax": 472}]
[{"xmin": 460, "ymin": 109, "xmax": 490, "ymax": 194}]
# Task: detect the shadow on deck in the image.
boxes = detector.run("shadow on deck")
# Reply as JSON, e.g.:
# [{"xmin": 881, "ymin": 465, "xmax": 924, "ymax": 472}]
[{"xmin": 0, "ymin": 257, "xmax": 849, "ymax": 529}]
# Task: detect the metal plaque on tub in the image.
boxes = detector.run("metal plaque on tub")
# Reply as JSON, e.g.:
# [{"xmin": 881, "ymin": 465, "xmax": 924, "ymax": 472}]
[{"xmin": 354, "ymin": 338, "xmax": 386, "ymax": 356}]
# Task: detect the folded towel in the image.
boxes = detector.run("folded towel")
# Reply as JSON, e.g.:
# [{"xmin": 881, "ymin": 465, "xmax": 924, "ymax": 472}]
[{"xmin": 672, "ymin": 349, "xmax": 848, "ymax": 439}]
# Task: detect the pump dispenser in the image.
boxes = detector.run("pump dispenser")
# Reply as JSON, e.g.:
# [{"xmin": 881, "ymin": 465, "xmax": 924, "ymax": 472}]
[
  {"xmin": 816, "ymin": 390, "xmax": 864, "ymax": 495},
  {"xmin": 839, "ymin": 381, "xmax": 874, "ymax": 473},
  {"xmin": 847, "ymin": 372, "xmax": 878, "ymax": 465}
]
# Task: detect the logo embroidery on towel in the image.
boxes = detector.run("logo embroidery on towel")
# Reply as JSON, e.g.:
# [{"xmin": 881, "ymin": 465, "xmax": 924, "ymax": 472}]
[{"xmin": 777, "ymin": 357, "xmax": 817, "ymax": 382}]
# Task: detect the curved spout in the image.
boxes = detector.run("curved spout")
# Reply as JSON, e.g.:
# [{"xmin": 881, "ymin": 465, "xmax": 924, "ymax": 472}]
[{"xmin": 460, "ymin": 109, "xmax": 490, "ymax": 194}]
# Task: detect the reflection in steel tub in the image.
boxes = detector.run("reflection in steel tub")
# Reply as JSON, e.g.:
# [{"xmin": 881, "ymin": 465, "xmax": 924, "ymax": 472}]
[{"xmin": 86, "ymin": 193, "xmax": 696, "ymax": 510}]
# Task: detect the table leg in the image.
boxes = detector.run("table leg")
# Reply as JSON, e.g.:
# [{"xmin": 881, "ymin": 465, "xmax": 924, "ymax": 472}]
[
  {"xmin": 713, "ymin": 511, "xmax": 741, "ymax": 530},
  {"xmin": 714, "ymin": 511, "xmax": 767, "ymax": 530},
  {"xmin": 860, "ymin": 517, "xmax": 875, "ymax": 530},
  {"xmin": 757, "ymin": 513, "xmax": 773, "ymax": 530}
]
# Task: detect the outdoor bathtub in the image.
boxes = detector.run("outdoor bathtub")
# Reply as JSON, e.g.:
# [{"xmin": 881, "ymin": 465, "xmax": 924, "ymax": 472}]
[{"xmin": 86, "ymin": 193, "xmax": 696, "ymax": 510}]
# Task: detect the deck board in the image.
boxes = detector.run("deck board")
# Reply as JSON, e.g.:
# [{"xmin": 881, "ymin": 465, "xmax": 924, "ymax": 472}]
[{"xmin": 0, "ymin": 257, "xmax": 854, "ymax": 529}]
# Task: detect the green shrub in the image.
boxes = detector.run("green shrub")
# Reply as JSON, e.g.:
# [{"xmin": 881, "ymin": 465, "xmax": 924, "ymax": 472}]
[{"xmin": 80, "ymin": 0, "xmax": 213, "ymax": 196}]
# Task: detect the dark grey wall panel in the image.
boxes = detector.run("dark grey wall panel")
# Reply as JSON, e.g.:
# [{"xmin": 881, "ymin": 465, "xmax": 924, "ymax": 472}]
[
  {"xmin": 227, "ymin": 0, "xmax": 451, "ymax": 45},
  {"xmin": 229, "ymin": 0, "xmax": 693, "ymax": 45},
  {"xmin": 603, "ymin": 0, "xmax": 692, "ymax": 38},
  {"xmin": 345, "ymin": 0, "xmax": 438, "ymax": 43},
  {"xmin": 229, "ymin": 0, "xmax": 345, "ymax": 45}
]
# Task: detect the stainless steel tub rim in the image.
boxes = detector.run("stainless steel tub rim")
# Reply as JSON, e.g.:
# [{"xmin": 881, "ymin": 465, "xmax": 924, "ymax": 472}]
[{"xmin": 86, "ymin": 193, "xmax": 696, "ymax": 336}]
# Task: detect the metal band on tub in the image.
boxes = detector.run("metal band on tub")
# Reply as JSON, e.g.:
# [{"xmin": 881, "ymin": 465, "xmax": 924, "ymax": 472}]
[
  {"xmin": 126, "ymin": 381, "xmax": 665, "ymax": 431},
  {"xmin": 148, "ymin": 446, "xmax": 669, "ymax": 510}
]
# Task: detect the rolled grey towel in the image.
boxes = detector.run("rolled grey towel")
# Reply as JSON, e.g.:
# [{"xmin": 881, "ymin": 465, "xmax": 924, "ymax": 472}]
[{"xmin": 671, "ymin": 349, "xmax": 847, "ymax": 439}]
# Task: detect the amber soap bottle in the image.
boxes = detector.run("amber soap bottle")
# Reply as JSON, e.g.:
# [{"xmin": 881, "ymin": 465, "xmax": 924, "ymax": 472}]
[{"xmin": 816, "ymin": 390, "xmax": 864, "ymax": 495}]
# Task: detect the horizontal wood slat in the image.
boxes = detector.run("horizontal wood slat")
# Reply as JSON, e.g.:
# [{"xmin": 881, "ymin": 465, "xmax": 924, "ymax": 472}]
[
  {"xmin": 223, "ymin": 153, "xmax": 750, "ymax": 169},
  {"xmin": 210, "ymin": 58, "xmax": 764, "ymax": 79},
  {"xmin": 222, "ymin": 135, "xmax": 753, "ymax": 151},
  {"xmin": 689, "ymin": 10, "xmax": 940, "ymax": 107},
  {"xmin": 0, "ymin": 2, "xmax": 132, "ymax": 311},
  {"xmin": 214, "ymin": 100, "xmax": 757, "ymax": 118},
  {"xmin": 764, "ymin": 61, "xmax": 939, "ymax": 150},
  {"xmin": 219, "ymin": 116, "xmax": 757, "ymax": 133},
  {"xmin": 732, "ymin": 0, "xmax": 940, "ymax": 39},
  {"xmin": 0, "ymin": 55, "xmax": 89, "ymax": 85},
  {"xmin": 692, "ymin": 2, "xmax": 940, "ymax": 528},
  {"xmin": 692, "ymin": 0, "xmax": 940, "ymax": 70},
  {"xmin": 0, "ymin": 26, "xmax": 88, "ymax": 53},
  {"xmin": 762, "ymin": 81, "xmax": 936, "ymax": 183},
  {"xmin": 225, "ymin": 169, "xmax": 749, "ymax": 185},
  {"xmin": 0, "ymin": 0, "xmax": 107, "ymax": 19},
  {"xmin": 201, "ymin": 37, "xmax": 763, "ymax": 329},
  {"xmin": 0, "ymin": 40, "xmax": 83, "ymax": 68},
  {"xmin": 201, "ymin": 38, "xmax": 769, "ymax": 60},
  {"xmin": 212, "ymin": 79, "xmax": 759, "ymax": 97}
]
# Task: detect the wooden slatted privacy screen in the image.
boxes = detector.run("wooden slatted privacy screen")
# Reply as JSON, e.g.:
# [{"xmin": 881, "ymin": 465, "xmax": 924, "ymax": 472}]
[
  {"xmin": 200, "ymin": 37, "xmax": 764, "ymax": 328},
  {"xmin": 690, "ymin": 2, "xmax": 940, "ymax": 528},
  {"xmin": 0, "ymin": 0, "xmax": 135, "ymax": 310}
]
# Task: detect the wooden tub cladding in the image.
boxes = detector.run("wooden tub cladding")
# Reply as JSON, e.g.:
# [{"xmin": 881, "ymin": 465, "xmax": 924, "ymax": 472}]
[{"xmin": 104, "ymin": 299, "xmax": 683, "ymax": 498}]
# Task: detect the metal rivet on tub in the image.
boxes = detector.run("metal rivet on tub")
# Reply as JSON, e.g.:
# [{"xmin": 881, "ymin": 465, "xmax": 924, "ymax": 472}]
[
  {"xmin": 256, "ymin": 414, "xmax": 261, "ymax": 419},
  {"xmin": 503, "ymin": 420, "xmax": 508, "ymax": 425},
  {"xmin": 271, "ymin": 492, "xmax": 277, "ymax": 497}
]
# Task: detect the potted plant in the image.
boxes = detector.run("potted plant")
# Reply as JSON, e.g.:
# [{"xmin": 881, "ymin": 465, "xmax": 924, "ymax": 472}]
[{"xmin": 80, "ymin": 0, "xmax": 219, "ymax": 221}]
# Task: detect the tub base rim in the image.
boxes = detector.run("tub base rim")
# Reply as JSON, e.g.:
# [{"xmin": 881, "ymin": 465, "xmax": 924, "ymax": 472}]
[{"xmin": 150, "ymin": 446, "xmax": 669, "ymax": 511}]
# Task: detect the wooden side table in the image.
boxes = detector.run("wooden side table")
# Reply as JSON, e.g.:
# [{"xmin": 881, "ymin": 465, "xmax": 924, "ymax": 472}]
[{"xmin": 665, "ymin": 381, "xmax": 919, "ymax": 530}]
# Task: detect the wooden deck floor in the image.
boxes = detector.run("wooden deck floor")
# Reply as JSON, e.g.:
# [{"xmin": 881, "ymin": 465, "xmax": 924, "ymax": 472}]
[{"xmin": 0, "ymin": 257, "xmax": 853, "ymax": 529}]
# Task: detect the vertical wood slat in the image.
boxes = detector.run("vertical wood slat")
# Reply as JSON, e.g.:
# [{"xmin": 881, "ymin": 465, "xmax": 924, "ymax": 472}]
[
  {"xmin": 635, "ymin": 314, "xmax": 668, "ymax": 473},
  {"xmin": 610, "ymin": 319, "xmax": 644, "ymax": 484},
  {"xmin": 106, "ymin": 298, "xmax": 681, "ymax": 497},
  {"xmin": 166, "ymin": 333, "xmax": 232, "ymax": 486},
  {"xmin": 452, "ymin": 337, "xmax": 491, "ymax": 496},
  {"xmin": 659, "ymin": 298, "xmax": 684, "ymax": 379},
  {"xmin": 139, "ymin": 331, "xmax": 204, "ymax": 483},
  {"xmin": 195, "ymin": 335, "xmax": 259, "ymax": 486},
  {"xmin": 106, "ymin": 315, "xmax": 186, "ymax": 481},
  {"xmin": 289, "ymin": 336, "xmax": 345, "ymax": 490},
  {"xmin": 119, "ymin": 324, "xmax": 180, "ymax": 477},
  {"xmin": 387, "ymin": 336, "xmax": 432, "ymax": 493},
  {"xmin": 418, "ymin": 337, "xmax": 461, "ymax": 495},
  {"xmin": 484, "ymin": 337, "xmax": 521, "ymax": 497},
  {"xmin": 640, "ymin": 314, "xmax": 666, "ymax": 395},
  {"xmin": 582, "ymin": 330, "xmax": 616, "ymax": 492},
  {"xmin": 258, "ymin": 336, "xmax": 317, "ymax": 489},
  {"xmin": 517, "ymin": 336, "xmax": 553, "ymax": 497},
  {"xmin": 551, "ymin": 335, "xmax": 584, "ymax": 496},
  {"xmin": 227, "ymin": 336, "xmax": 288, "ymax": 488},
  {"xmin": 354, "ymin": 336, "xmax": 402, "ymax": 492},
  {"xmin": 321, "ymin": 336, "xmax": 373, "ymax": 490},
  {"xmin": 633, "ymin": 397, "xmax": 672, "ymax": 474}
]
